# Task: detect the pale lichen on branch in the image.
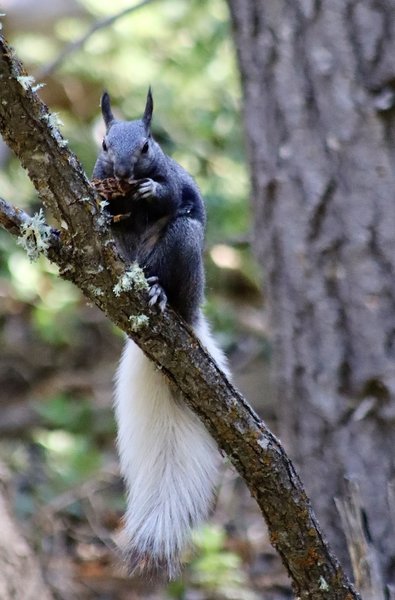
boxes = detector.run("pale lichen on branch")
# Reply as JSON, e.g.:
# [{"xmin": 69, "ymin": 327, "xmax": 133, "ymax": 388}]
[
  {"xmin": 113, "ymin": 262, "xmax": 149, "ymax": 296},
  {"xmin": 129, "ymin": 314, "xmax": 150, "ymax": 331},
  {"xmin": 16, "ymin": 208, "xmax": 52, "ymax": 261},
  {"xmin": 16, "ymin": 74, "xmax": 45, "ymax": 93}
]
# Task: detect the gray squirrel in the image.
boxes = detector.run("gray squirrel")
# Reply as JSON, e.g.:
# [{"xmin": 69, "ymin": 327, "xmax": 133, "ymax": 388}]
[{"xmin": 92, "ymin": 89, "xmax": 229, "ymax": 578}]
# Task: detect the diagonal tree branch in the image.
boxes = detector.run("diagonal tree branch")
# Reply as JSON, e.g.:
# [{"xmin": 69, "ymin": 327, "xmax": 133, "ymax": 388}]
[{"xmin": 0, "ymin": 34, "xmax": 360, "ymax": 600}]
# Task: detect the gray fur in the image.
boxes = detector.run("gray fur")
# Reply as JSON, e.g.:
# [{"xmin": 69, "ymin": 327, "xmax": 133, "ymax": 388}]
[{"xmin": 92, "ymin": 90, "xmax": 206, "ymax": 323}]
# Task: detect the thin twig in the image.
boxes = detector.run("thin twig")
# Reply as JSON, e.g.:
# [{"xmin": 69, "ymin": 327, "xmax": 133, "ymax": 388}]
[
  {"xmin": 0, "ymin": 196, "xmax": 67, "ymax": 263},
  {"xmin": 34, "ymin": 470, "xmax": 118, "ymax": 522},
  {"xmin": 0, "ymin": 196, "xmax": 36, "ymax": 235},
  {"xmin": 36, "ymin": 0, "xmax": 157, "ymax": 80},
  {"xmin": 0, "ymin": 196, "xmax": 58, "ymax": 244}
]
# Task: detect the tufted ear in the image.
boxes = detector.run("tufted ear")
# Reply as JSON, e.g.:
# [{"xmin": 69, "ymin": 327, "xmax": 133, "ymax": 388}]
[
  {"xmin": 101, "ymin": 91, "xmax": 114, "ymax": 129},
  {"xmin": 143, "ymin": 86, "xmax": 153, "ymax": 130}
]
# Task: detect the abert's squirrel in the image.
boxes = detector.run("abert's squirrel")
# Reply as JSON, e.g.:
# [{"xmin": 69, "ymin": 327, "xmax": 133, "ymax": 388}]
[{"xmin": 92, "ymin": 89, "xmax": 228, "ymax": 578}]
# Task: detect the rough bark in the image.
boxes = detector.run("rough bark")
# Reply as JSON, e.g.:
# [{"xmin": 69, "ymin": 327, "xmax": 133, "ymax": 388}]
[
  {"xmin": 228, "ymin": 0, "xmax": 395, "ymax": 588},
  {"xmin": 0, "ymin": 34, "xmax": 360, "ymax": 599}
]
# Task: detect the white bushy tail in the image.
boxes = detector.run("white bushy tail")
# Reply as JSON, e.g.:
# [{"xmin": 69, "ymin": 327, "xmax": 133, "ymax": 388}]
[{"xmin": 114, "ymin": 314, "xmax": 228, "ymax": 578}]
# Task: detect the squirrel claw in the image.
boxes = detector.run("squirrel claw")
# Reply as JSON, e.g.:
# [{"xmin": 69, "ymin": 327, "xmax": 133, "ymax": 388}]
[
  {"xmin": 148, "ymin": 281, "xmax": 167, "ymax": 312},
  {"xmin": 146, "ymin": 276, "xmax": 159, "ymax": 284},
  {"xmin": 136, "ymin": 178, "xmax": 158, "ymax": 200}
]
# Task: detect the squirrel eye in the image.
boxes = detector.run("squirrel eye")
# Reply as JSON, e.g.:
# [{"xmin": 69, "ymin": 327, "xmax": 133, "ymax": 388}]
[
  {"xmin": 142, "ymin": 140, "xmax": 149, "ymax": 154},
  {"xmin": 102, "ymin": 139, "xmax": 108, "ymax": 152}
]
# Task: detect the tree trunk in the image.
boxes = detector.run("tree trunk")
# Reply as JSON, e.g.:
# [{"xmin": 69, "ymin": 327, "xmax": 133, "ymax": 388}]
[{"xmin": 228, "ymin": 0, "xmax": 395, "ymax": 587}]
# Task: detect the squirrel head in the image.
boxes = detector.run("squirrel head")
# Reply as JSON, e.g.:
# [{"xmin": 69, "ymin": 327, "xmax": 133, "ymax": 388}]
[{"xmin": 99, "ymin": 88, "xmax": 157, "ymax": 180}]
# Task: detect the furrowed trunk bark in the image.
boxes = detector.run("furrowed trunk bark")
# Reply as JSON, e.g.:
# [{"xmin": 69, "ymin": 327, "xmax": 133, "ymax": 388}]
[{"xmin": 228, "ymin": 0, "xmax": 395, "ymax": 588}]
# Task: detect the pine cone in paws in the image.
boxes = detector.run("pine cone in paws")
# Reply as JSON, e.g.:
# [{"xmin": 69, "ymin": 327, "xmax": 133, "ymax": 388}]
[{"xmin": 91, "ymin": 177, "xmax": 139, "ymax": 200}]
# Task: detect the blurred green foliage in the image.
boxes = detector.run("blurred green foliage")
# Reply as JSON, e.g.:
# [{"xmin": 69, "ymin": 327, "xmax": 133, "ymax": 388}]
[
  {"xmin": 35, "ymin": 393, "xmax": 95, "ymax": 433},
  {"xmin": 191, "ymin": 526, "xmax": 252, "ymax": 596},
  {"xmin": 168, "ymin": 525, "xmax": 257, "ymax": 599}
]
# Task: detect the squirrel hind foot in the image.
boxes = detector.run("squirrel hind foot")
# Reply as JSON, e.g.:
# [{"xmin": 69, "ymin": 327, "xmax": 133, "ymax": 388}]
[{"xmin": 147, "ymin": 278, "xmax": 167, "ymax": 312}]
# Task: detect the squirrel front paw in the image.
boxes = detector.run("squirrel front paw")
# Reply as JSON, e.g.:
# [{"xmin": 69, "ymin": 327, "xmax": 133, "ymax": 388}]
[
  {"xmin": 147, "ymin": 276, "xmax": 167, "ymax": 312},
  {"xmin": 135, "ymin": 178, "xmax": 158, "ymax": 200}
]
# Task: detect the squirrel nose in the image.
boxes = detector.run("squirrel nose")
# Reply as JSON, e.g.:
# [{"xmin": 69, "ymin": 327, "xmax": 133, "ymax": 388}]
[{"xmin": 114, "ymin": 163, "xmax": 131, "ymax": 180}]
